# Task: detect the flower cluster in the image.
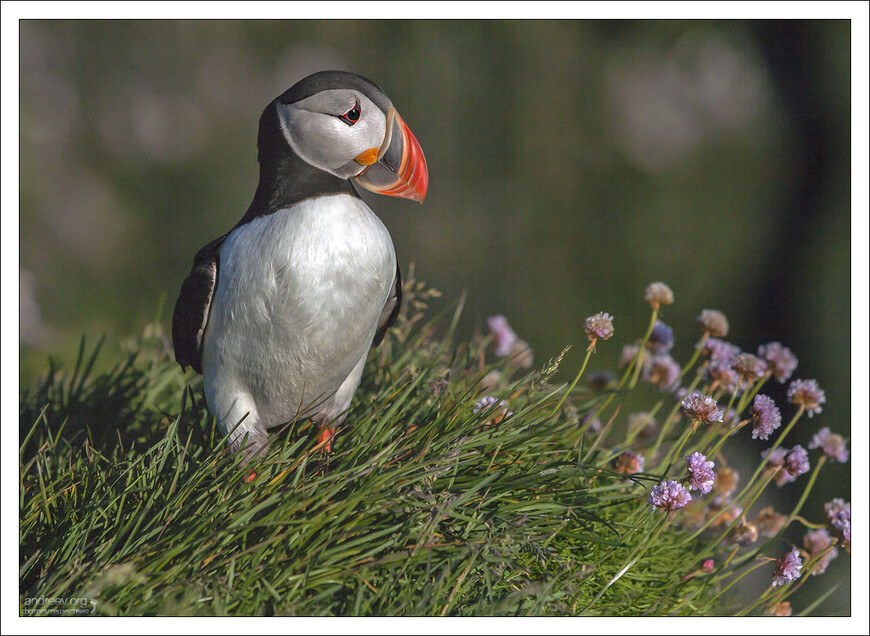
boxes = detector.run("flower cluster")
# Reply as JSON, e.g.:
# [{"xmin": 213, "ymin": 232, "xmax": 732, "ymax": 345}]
[
  {"xmin": 648, "ymin": 480, "xmax": 692, "ymax": 512},
  {"xmin": 787, "ymin": 379, "xmax": 826, "ymax": 417},
  {"xmin": 750, "ymin": 394, "xmax": 781, "ymax": 440},
  {"xmin": 584, "ymin": 312, "xmax": 615, "ymax": 342},
  {"xmin": 809, "ymin": 427, "xmax": 849, "ymax": 462},
  {"xmin": 481, "ymin": 281, "xmax": 848, "ymax": 614},
  {"xmin": 803, "ymin": 529, "xmax": 838, "ymax": 575},
  {"xmin": 644, "ymin": 282, "xmax": 674, "ymax": 309},
  {"xmin": 685, "ymin": 452, "xmax": 715, "ymax": 494},
  {"xmin": 757, "ymin": 342, "xmax": 798, "ymax": 383},
  {"xmin": 487, "ymin": 315, "xmax": 534, "ymax": 368},
  {"xmin": 680, "ymin": 392, "xmax": 724, "ymax": 425},
  {"xmin": 698, "ymin": 309, "xmax": 729, "ymax": 338},
  {"xmin": 771, "ymin": 548, "xmax": 803, "ymax": 587}
]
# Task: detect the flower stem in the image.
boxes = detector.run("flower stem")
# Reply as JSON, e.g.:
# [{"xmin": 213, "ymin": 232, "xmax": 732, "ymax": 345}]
[
  {"xmin": 628, "ymin": 307, "xmax": 658, "ymax": 389},
  {"xmin": 549, "ymin": 346, "xmax": 594, "ymax": 419}
]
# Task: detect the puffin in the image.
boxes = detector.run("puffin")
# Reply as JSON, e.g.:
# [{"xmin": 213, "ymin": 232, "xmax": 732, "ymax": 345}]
[{"xmin": 172, "ymin": 70, "xmax": 428, "ymax": 458}]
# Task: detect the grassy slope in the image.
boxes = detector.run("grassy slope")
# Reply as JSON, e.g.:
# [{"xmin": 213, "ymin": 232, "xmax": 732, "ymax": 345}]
[{"xmin": 19, "ymin": 282, "xmax": 834, "ymax": 617}]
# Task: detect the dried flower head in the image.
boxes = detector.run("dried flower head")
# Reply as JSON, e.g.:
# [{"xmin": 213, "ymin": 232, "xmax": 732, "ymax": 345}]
[
  {"xmin": 783, "ymin": 445, "xmax": 810, "ymax": 477},
  {"xmin": 647, "ymin": 320, "xmax": 675, "ymax": 354},
  {"xmin": 647, "ymin": 354, "xmax": 680, "ymax": 390},
  {"xmin": 702, "ymin": 337, "xmax": 741, "ymax": 365},
  {"xmin": 686, "ymin": 452, "xmax": 716, "ymax": 494},
  {"xmin": 764, "ymin": 602, "xmax": 793, "ymax": 617},
  {"xmin": 584, "ymin": 312, "xmax": 615, "ymax": 343},
  {"xmin": 803, "ymin": 529, "xmax": 838, "ymax": 575},
  {"xmin": 648, "ymin": 480, "xmax": 692, "ymax": 512},
  {"xmin": 611, "ymin": 451, "xmax": 645, "ymax": 475},
  {"xmin": 698, "ymin": 309, "xmax": 729, "ymax": 338},
  {"xmin": 706, "ymin": 497, "xmax": 743, "ymax": 529},
  {"xmin": 644, "ymin": 282, "xmax": 674, "ymax": 309},
  {"xmin": 729, "ymin": 519, "xmax": 759, "ymax": 547},
  {"xmin": 771, "ymin": 548, "xmax": 803, "ymax": 587},
  {"xmin": 714, "ymin": 467, "xmax": 739, "ymax": 497},
  {"xmin": 809, "ymin": 427, "xmax": 850, "ymax": 463},
  {"xmin": 787, "ymin": 379, "xmax": 826, "ymax": 417},
  {"xmin": 755, "ymin": 507, "xmax": 787, "ymax": 537},
  {"xmin": 487, "ymin": 315, "xmax": 518, "ymax": 357},
  {"xmin": 757, "ymin": 342, "xmax": 798, "ymax": 383},
  {"xmin": 750, "ymin": 394, "xmax": 782, "ymax": 441},
  {"xmin": 680, "ymin": 392, "xmax": 724, "ymax": 425},
  {"xmin": 732, "ymin": 352, "xmax": 767, "ymax": 382}
]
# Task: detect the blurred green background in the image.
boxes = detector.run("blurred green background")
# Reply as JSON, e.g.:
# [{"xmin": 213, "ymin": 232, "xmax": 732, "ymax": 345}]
[{"xmin": 19, "ymin": 20, "xmax": 851, "ymax": 613}]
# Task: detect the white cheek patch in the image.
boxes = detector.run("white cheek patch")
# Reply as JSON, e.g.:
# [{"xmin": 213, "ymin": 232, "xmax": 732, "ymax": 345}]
[{"xmin": 276, "ymin": 92, "xmax": 387, "ymax": 180}]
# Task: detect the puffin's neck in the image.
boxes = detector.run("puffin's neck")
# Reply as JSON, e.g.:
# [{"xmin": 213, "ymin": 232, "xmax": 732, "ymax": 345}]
[{"xmin": 237, "ymin": 102, "xmax": 357, "ymax": 227}]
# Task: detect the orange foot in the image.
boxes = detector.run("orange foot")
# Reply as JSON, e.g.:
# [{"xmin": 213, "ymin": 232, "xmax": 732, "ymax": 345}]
[{"xmin": 318, "ymin": 425, "xmax": 336, "ymax": 453}]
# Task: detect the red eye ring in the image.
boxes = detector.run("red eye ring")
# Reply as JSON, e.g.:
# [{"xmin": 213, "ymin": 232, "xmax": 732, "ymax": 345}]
[{"xmin": 339, "ymin": 100, "xmax": 361, "ymax": 125}]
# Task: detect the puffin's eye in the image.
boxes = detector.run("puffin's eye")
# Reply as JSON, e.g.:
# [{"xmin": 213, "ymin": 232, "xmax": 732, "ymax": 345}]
[{"xmin": 338, "ymin": 100, "xmax": 361, "ymax": 126}]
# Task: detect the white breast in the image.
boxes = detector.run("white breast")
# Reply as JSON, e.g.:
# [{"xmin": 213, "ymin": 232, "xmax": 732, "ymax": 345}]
[{"xmin": 202, "ymin": 193, "xmax": 396, "ymax": 430}]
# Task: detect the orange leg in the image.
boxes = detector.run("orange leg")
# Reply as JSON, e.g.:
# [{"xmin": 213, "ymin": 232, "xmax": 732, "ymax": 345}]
[{"xmin": 318, "ymin": 425, "xmax": 336, "ymax": 453}]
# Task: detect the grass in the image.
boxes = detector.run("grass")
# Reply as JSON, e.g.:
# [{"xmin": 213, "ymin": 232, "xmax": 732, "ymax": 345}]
[{"xmin": 18, "ymin": 277, "xmax": 848, "ymax": 617}]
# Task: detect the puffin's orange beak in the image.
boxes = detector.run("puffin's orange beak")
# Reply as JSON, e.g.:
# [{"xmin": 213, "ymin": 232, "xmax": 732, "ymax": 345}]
[{"xmin": 353, "ymin": 108, "xmax": 428, "ymax": 203}]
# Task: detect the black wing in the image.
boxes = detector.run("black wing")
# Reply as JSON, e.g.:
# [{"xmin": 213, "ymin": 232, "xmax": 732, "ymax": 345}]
[
  {"xmin": 172, "ymin": 235, "xmax": 227, "ymax": 373},
  {"xmin": 372, "ymin": 264, "xmax": 402, "ymax": 347}
]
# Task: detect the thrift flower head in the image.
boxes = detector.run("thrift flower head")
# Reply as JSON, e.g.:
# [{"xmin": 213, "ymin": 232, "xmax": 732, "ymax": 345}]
[
  {"xmin": 680, "ymin": 392, "xmax": 724, "ymax": 424},
  {"xmin": 584, "ymin": 312, "xmax": 614, "ymax": 342},
  {"xmin": 708, "ymin": 361, "xmax": 740, "ymax": 395},
  {"xmin": 757, "ymin": 342, "xmax": 798, "ymax": 383},
  {"xmin": 647, "ymin": 354, "xmax": 680, "ymax": 390},
  {"xmin": 831, "ymin": 509, "xmax": 851, "ymax": 552},
  {"xmin": 762, "ymin": 447, "xmax": 797, "ymax": 486},
  {"xmin": 771, "ymin": 548, "xmax": 803, "ymax": 587},
  {"xmin": 648, "ymin": 480, "xmax": 692, "ymax": 512},
  {"xmin": 824, "ymin": 498, "xmax": 850, "ymax": 523},
  {"xmin": 787, "ymin": 378, "xmax": 826, "ymax": 417},
  {"xmin": 487, "ymin": 315, "xmax": 517, "ymax": 357},
  {"xmin": 611, "ymin": 450, "xmax": 645, "ymax": 475},
  {"xmin": 809, "ymin": 427, "xmax": 850, "ymax": 462},
  {"xmin": 702, "ymin": 337, "xmax": 740, "ymax": 365},
  {"xmin": 803, "ymin": 529, "xmax": 838, "ymax": 575},
  {"xmin": 755, "ymin": 507, "xmax": 787, "ymax": 537},
  {"xmin": 619, "ymin": 344, "xmax": 650, "ymax": 372},
  {"xmin": 750, "ymin": 394, "xmax": 782, "ymax": 440},
  {"xmin": 647, "ymin": 320, "xmax": 674, "ymax": 354},
  {"xmin": 698, "ymin": 309, "xmax": 729, "ymax": 338},
  {"xmin": 644, "ymin": 282, "xmax": 674, "ymax": 309},
  {"xmin": 783, "ymin": 445, "xmax": 810, "ymax": 477},
  {"xmin": 732, "ymin": 353, "xmax": 766, "ymax": 382},
  {"xmin": 701, "ymin": 559, "xmax": 715, "ymax": 573},
  {"xmin": 686, "ymin": 452, "xmax": 715, "ymax": 494}
]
